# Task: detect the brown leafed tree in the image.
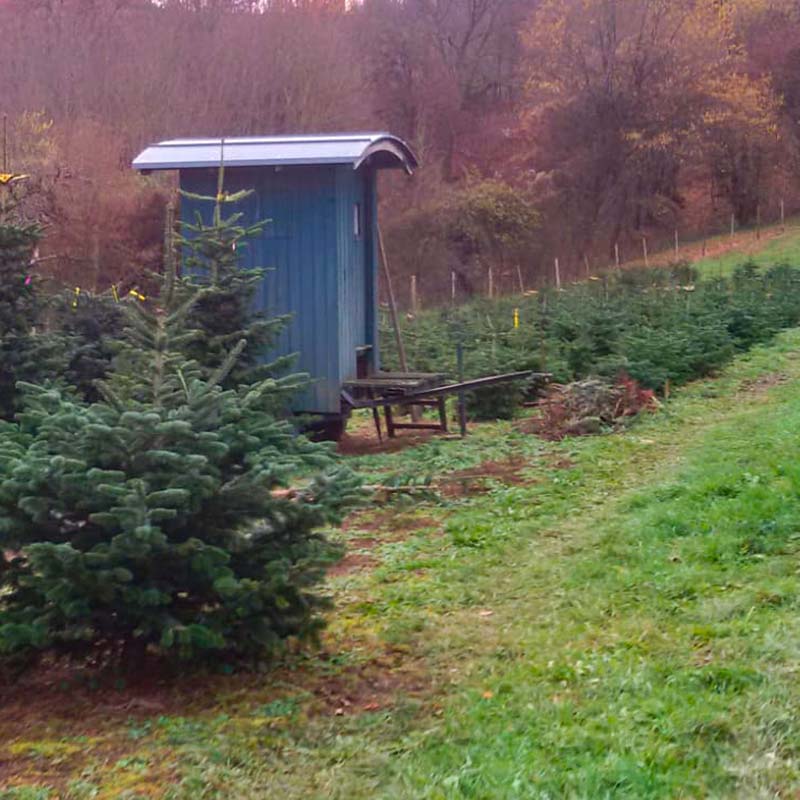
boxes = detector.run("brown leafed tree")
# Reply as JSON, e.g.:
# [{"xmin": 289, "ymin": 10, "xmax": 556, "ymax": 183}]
[{"xmin": 519, "ymin": 0, "xmax": 781, "ymax": 264}]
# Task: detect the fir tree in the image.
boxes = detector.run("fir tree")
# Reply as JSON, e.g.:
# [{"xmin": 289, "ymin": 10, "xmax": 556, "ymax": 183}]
[
  {"xmin": 178, "ymin": 178, "xmax": 294, "ymax": 390},
  {"xmin": 0, "ymin": 250, "xmax": 358, "ymax": 667},
  {"xmin": 0, "ymin": 196, "xmax": 63, "ymax": 420},
  {"xmin": 56, "ymin": 290, "xmax": 125, "ymax": 404}
]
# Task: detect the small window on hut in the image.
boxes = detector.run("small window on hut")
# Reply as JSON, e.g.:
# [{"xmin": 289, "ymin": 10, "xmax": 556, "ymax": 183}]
[{"xmin": 353, "ymin": 202, "xmax": 362, "ymax": 239}]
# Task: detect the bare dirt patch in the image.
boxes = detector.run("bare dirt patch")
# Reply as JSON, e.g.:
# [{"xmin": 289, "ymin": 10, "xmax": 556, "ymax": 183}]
[
  {"xmin": 310, "ymin": 651, "xmax": 429, "ymax": 716},
  {"xmin": 438, "ymin": 457, "xmax": 535, "ymax": 497},
  {"xmin": 739, "ymin": 372, "xmax": 790, "ymax": 394},
  {"xmin": 0, "ymin": 664, "xmax": 199, "ymax": 790},
  {"xmin": 342, "ymin": 509, "xmax": 440, "ymax": 539},
  {"xmin": 326, "ymin": 552, "xmax": 380, "ymax": 578},
  {"xmin": 338, "ymin": 428, "xmax": 440, "ymax": 456},
  {"xmin": 546, "ymin": 455, "xmax": 577, "ymax": 471},
  {"xmin": 0, "ymin": 644, "xmax": 432, "ymax": 790}
]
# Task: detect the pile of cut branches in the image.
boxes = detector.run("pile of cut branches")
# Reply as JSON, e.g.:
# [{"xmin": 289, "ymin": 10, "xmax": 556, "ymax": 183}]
[{"xmin": 532, "ymin": 374, "xmax": 659, "ymax": 440}]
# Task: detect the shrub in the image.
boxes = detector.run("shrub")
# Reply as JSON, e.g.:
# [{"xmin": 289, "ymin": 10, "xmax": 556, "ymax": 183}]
[
  {"xmin": 54, "ymin": 291, "xmax": 125, "ymax": 404},
  {"xmin": 385, "ymin": 179, "xmax": 542, "ymax": 303},
  {"xmin": 0, "ymin": 228, "xmax": 358, "ymax": 668}
]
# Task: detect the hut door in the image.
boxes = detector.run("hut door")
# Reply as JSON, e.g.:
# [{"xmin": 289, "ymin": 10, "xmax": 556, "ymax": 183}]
[{"xmin": 337, "ymin": 169, "xmax": 368, "ymax": 381}]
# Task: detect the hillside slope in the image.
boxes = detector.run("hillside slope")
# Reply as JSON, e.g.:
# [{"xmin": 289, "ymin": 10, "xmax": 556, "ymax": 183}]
[{"xmin": 5, "ymin": 320, "xmax": 800, "ymax": 799}]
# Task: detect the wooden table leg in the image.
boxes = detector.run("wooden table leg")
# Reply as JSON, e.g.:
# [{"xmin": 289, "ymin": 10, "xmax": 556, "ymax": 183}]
[
  {"xmin": 384, "ymin": 404, "xmax": 396, "ymax": 438},
  {"xmin": 368, "ymin": 389, "xmax": 382, "ymax": 441},
  {"xmin": 438, "ymin": 395, "xmax": 448, "ymax": 432}
]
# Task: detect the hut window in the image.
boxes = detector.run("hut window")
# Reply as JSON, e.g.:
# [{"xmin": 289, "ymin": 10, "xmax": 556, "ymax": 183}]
[{"xmin": 353, "ymin": 203, "xmax": 362, "ymax": 239}]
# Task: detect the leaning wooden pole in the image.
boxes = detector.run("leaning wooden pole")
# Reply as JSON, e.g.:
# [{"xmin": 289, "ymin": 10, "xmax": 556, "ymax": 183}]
[
  {"xmin": 2, "ymin": 113, "xmax": 7, "ymax": 174},
  {"xmin": 378, "ymin": 224, "xmax": 421, "ymax": 422},
  {"xmin": 1, "ymin": 114, "xmax": 7, "ymax": 215},
  {"xmin": 378, "ymin": 223, "xmax": 409, "ymax": 372}
]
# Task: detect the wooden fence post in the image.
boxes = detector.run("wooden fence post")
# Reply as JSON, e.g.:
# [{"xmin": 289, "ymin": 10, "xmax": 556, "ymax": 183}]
[
  {"xmin": 781, "ymin": 198, "xmax": 786, "ymax": 232},
  {"xmin": 488, "ymin": 266, "xmax": 494, "ymax": 299},
  {"xmin": 730, "ymin": 213, "xmax": 736, "ymax": 241},
  {"xmin": 410, "ymin": 274, "xmax": 418, "ymax": 313},
  {"xmin": 614, "ymin": 243, "xmax": 620, "ymax": 270},
  {"xmin": 642, "ymin": 236, "xmax": 649, "ymax": 268},
  {"xmin": 554, "ymin": 257, "xmax": 561, "ymax": 290},
  {"xmin": 516, "ymin": 264, "xmax": 525, "ymax": 294},
  {"xmin": 674, "ymin": 229, "xmax": 679, "ymax": 259}
]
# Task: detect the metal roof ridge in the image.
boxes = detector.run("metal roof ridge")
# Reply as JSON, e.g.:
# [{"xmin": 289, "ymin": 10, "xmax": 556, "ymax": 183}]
[
  {"xmin": 156, "ymin": 133, "xmax": 391, "ymax": 147},
  {"xmin": 132, "ymin": 132, "xmax": 417, "ymax": 173}
]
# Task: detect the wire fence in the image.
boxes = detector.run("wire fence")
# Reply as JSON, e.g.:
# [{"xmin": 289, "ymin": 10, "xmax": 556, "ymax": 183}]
[{"xmin": 395, "ymin": 198, "xmax": 798, "ymax": 313}]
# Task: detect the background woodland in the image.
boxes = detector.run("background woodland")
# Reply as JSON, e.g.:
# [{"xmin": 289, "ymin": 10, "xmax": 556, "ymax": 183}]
[{"xmin": 2, "ymin": 0, "xmax": 800, "ymax": 304}]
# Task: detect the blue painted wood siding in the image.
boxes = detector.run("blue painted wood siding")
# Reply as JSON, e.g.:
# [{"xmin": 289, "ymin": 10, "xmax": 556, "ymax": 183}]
[
  {"xmin": 335, "ymin": 167, "xmax": 366, "ymax": 385},
  {"xmin": 179, "ymin": 163, "xmax": 375, "ymax": 416}
]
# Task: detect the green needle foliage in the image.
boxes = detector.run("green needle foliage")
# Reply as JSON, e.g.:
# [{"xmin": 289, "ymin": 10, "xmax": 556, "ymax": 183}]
[
  {"xmin": 0, "ymin": 250, "xmax": 359, "ymax": 667},
  {"xmin": 56, "ymin": 290, "xmax": 125, "ymax": 404},
  {"xmin": 384, "ymin": 262, "xmax": 800, "ymax": 419},
  {"xmin": 179, "ymin": 182, "xmax": 293, "ymax": 390},
  {"xmin": 0, "ymin": 200, "xmax": 63, "ymax": 420}
]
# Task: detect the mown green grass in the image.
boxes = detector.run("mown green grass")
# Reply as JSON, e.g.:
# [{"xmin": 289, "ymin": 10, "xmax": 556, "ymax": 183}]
[
  {"xmin": 8, "ymin": 233, "xmax": 800, "ymax": 799},
  {"xmin": 7, "ymin": 327, "xmax": 800, "ymax": 798},
  {"xmin": 329, "ymin": 332, "xmax": 800, "ymax": 799},
  {"xmin": 693, "ymin": 221, "xmax": 800, "ymax": 277}
]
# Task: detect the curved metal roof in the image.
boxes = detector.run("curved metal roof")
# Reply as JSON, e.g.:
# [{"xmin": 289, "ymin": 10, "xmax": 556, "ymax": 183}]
[{"xmin": 132, "ymin": 133, "xmax": 418, "ymax": 174}]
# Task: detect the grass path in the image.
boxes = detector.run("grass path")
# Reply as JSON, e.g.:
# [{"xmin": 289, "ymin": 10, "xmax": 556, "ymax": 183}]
[
  {"xmin": 692, "ymin": 220, "xmax": 800, "ymax": 276},
  {"xmin": 7, "ymin": 330, "xmax": 800, "ymax": 798},
  {"xmin": 316, "ymin": 330, "xmax": 800, "ymax": 799}
]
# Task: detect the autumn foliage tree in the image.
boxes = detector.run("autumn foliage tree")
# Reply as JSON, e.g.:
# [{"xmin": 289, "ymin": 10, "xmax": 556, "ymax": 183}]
[
  {"xmin": 0, "ymin": 0, "xmax": 799, "ymax": 301},
  {"xmin": 520, "ymin": 0, "xmax": 781, "ymax": 262}
]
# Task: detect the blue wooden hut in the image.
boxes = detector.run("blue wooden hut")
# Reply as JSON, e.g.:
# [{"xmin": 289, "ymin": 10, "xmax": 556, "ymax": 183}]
[{"xmin": 132, "ymin": 133, "xmax": 417, "ymax": 422}]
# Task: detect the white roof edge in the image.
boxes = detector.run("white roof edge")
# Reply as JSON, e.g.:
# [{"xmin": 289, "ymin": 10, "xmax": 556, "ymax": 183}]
[
  {"xmin": 159, "ymin": 133, "xmax": 388, "ymax": 146},
  {"xmin": 132, "ymin": 132, "xmax": 417, "ymax": 173}
]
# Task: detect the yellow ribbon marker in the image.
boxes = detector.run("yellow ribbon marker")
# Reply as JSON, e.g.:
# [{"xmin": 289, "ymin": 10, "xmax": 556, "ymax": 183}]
[
  {"xmin": 0, "ymin": 172, "xmax": 29, "ymax": 186},
  {"xmin": 111, "ymin": 284, "xmax": 119, "ymax": 303},
  {"xmin": 128, "ymin": 289, "xmax": 146, "ymax": 302},
  {"xmin": 72, "ymin": 286, "xmax": 81, "ymax": 309},
  {"xmin": 513, "ymin": 308, "xmax": 520, "ymax": 329}
]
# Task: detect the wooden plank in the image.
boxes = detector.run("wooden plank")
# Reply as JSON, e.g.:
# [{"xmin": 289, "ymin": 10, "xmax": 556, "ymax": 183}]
[
  {"xmin": 342, "ymin": 371, "xmax": 550, "ymax": 410},
  {"xmin": 345, "ymin": 379, "xmax": 431, "ymax": 390},
  {"xmin": 391, "ymin": 423, "xmax": 448, "ymax": 431},
  {"xmin": 372, "ymin": 371, "xmax": 448, "ymax": 381}
]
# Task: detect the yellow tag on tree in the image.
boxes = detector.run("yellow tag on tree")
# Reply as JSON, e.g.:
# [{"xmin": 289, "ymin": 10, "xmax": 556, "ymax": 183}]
[{"xmin": 0, "ymin": 173, "xmax": 29, "ymax": 185}]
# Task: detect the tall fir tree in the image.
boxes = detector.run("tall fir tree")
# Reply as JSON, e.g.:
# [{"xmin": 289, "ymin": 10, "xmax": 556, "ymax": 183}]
[
  {"xmin": 0, "ymin": 237, "xmax": 358, "ymax": 667},
  {"xmin": 179, "ymin": 175, "xmax": 294, "ymax": 392},
  {"xmin": 50, "ymin": 289, "xmax": 125, "ymax": 405},
  {"xmin": 0, "ymin": 194, "xmax": 64, "ymax": 420}
]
